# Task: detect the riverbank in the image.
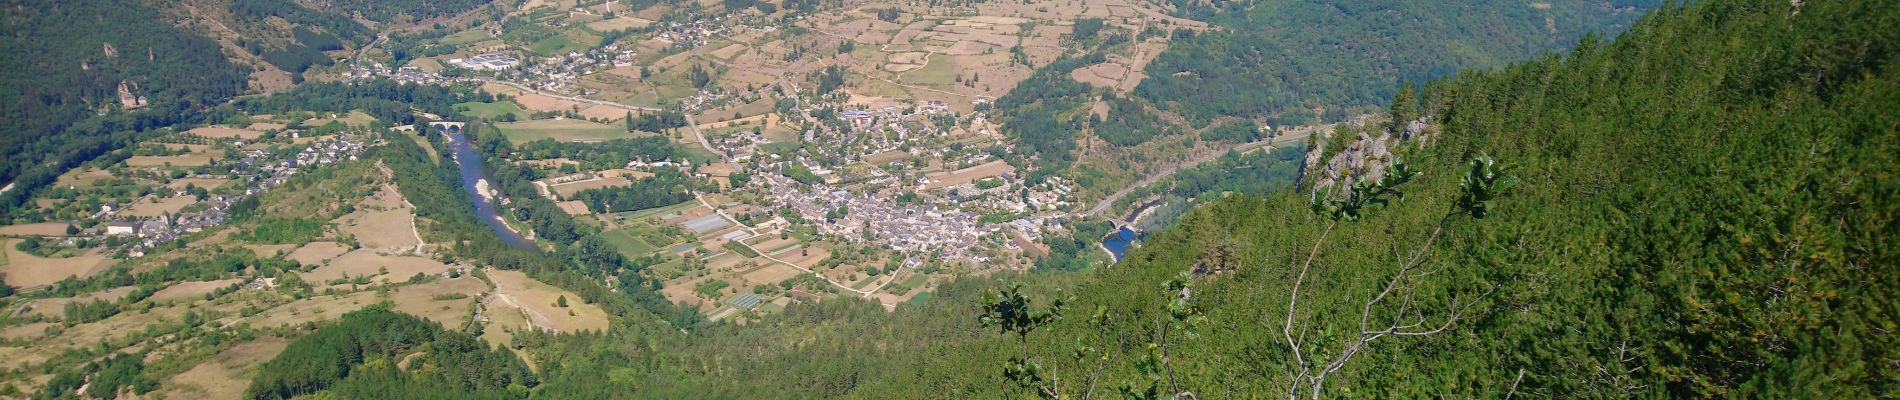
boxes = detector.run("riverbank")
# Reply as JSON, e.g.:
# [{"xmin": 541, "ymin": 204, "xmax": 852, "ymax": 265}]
[{"xmin": 443, "ymin": 130, "xmax": 535, "ymax": 248}]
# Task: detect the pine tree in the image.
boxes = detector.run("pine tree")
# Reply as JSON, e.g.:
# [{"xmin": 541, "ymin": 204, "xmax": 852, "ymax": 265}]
[{"xmin": 1389, "ymin": 81, "xmax": 1418, "ymax": 131}]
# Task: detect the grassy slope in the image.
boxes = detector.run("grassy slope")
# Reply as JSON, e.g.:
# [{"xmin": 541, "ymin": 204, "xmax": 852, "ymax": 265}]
[{"xmin": 457, "ymin": 101, "xmax": 529, "ymax": 120}]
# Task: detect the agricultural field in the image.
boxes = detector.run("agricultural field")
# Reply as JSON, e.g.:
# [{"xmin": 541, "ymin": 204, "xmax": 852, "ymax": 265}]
[
  {"xmin": 547, "ymin": 175, "xmax": 632, "ymax": 199},
  {"xmin": 483, "ymin": 269, "xmax": 609, "ymax": 333},
  {"xmin": 286, "ymin": 241, "xmax": 352, "ymax": 265},
  {"xmin": 123, "ymin": 155, "xmax": 214, "ymax": 168},
  {"xmin": 493, "ymin": 119, "xmax": 633, "ymax": 142},
  {"xmin": 923, "ymin": 160, "xmax": 1015, "ymax": 190},
  {"xmin": 595, "ymin": 201, "xmax": 700, "ymax": 257},
  {"xmin": 301, "ymin": 111, "xmax": 379, "ymax": 128},
  {"xmin": 148, "ymin": 278, "xmax": 247, "ymax": 302},
  {"xmin": 598, "ymin": 228, "xmax": 661, "ymax": 257},
  {"xmin": 585, "ymin": 15, "xmax": 653, "ymax": 31},
  {"xmin": 301, "ymin": 250, "xmax": 455, "ymax": 285},
  {"xmin": 456, "ymin": 100, "xmax": 529, "ymax": 119},
  {"xmin": 331, "ymin": 186, "xmax": 424, "ymax": 252},
  {"xmin": 0, "ymin": 223, "xmax": 72, "ymax": 237},
  {"xmin": 160, "ymin": 337, "xmax": 293, "ymax": 400},
  {"xmin": 389, "ymin": 276, "xmax": 487, "ymax": 327},
  {"xmin": 512, "ymin": 93, "xmax": 583, "ymax": 113},
  {"xmin": 1, "ymin": 238, "xmax": 114, "ymax": 288},
  {"xmin": 121, "ymin": 195, "xmax": 199, "ymax": 217},
  {"xmin": 185, "ymin": 126, "xmax": 266, "ymax": 140}
]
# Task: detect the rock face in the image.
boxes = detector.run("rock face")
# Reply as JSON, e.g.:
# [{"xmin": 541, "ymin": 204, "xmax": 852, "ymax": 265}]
[
  {"xmin": 117, "ymin": 80, "xmax": 147, "ymax": 110},
  {"xmin": 1307, "ymin": 116, "xmax": 1435, "ymax": 198}
]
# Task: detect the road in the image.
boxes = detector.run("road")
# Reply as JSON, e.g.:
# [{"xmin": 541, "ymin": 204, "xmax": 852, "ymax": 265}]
[
  {"xmin": 352, "ymin": 34, "xmax": 387, "ymax": 66},
  {"xmin": 1078, "ymin": 128, "xmax": 1317, "ymax": 219}
]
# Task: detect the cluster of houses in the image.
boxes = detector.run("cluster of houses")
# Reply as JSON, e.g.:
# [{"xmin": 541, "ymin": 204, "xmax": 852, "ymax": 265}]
[
  {"xmin": 655, "ymin": 19, "xmax": 723, "ymax": 49},
  {"xmin": 1024, "ymin": 176, "xmax": 1077, "ymax": 211},
  {"xmin": 837, "ymin": 102, "xmax": 950, "ymax": 130},
  {"xmin": 518, "ymin": 44, "xmax": 640, "ymax": 91},
  {"xmin": 100, "ymin": 135, "xmax": 368, "ymax": 257},
  {"xmin": 765, "ymin": 174, "xmax": 990, "ymax": 264}
]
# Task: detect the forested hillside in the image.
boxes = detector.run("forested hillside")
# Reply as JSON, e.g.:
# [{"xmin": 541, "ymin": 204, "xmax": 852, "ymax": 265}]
[
  {"xmin": 0, "ymin": 0, "xmax": 249, "ymax": 219},
  {"xmin": 227, "ymin": 0, "xmax": 375, "ymax": 76},
  {"xmin": 1139, "ymin": 0, "xmax": 1659, "ymax": 125},
  {"xmin": 311, "ymin": 0, "xmax": 494, "ymax": 24},
  {"xmin": 245, "ymin": 307, "xmax": 535, "ymax": 400},
  {"xmin": 236, "ymin": 0, "xmax": 1898, "ymax": 398}
]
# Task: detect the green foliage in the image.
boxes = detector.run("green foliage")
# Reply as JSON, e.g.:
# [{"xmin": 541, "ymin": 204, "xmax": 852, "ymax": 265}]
[
  {"xmin": 1309, "ymin": 159, "xmax": 1419, "ymax": 222},
  {"xmin": 245, "ymin": 307, "xmax": 535, "ymax": 400},
  {"xmin": 815, "ymin": 65, "xmax": 847, "ymax": 95},
  {"xmin": 688, "ymin": 64, "xmax": 714, "ymax": 89},
  {"xmin": 325, "ymin": 0, "xmax": 493, "ymax": 23},
  {"xmin": 1388, "ymin": 82, "xmax": 1419, "ymax": 129},
  {"xmin": 781, "ymin": 163, "xmax": 823, "ymax": 184},
  {"xmin": 0, "ymin": 0, "xmax": 249, "ymax": 218},
  {"xmin": 18, "ymin": 1, "xmax": 1888, "ymax": 399},
  {"xmin": 981, "ymin": 283, "xmax": 1066, "ymax": 398},
  {"xmin": 245, "ymin": 307, "xmax": 441, "ymax": 399},
  {"xmin": 238, "ymin": 79, "xmax": 473, "ymax": 126},
  {"xmin": 695, "ymin": 280, "xmax": 731, "ymax": 298},
  {"xmin": 572, "ymin": 169, "xmax": 700, "ymax": 213},
  {"xmin": 992, "ymin": 54, "xmax": 1108, "ymax": 181},
  {"xmin": 62, "ymin": 299, "xmax": 120, "ymax": 324},
  {"xmin": 361, "ymin": 1, "xmax": 1899, "ymax": 398},
  {"xmin": 1072, "ymin": 18, "xmax": 1106, "ymax": 41},
  {"xmin": 1136, "ymin": 0, "xmax": 1659, "ymax": 123},
  {"xmin": 234, "ymin": 218, "xmax": 326, "ymax": 244},
  {"xmin": 84, "ymin": 354, "xmax": 154, "ymax": 399},
  {"xmin": 627, "ymin": 110, "xmax": 689, "ymax": 132},
  {"xmin": 229, "ymin": 0, "xmax": 374, "ymax": 73},
  {"xmin": 1453, "ymin": 154, "xmax": 1516, "ymax": 219},
  {"xmin": 1163, "ymin": 143, "xmax": 1305, "ymax": 201},
  {"xmin": 874, "ymin": 8, "xmax": 902, "ymax": 22},
  {"xmin": 1092, "ymin": 94, "xmax": 1176, "ymax": 147},
  {"xmin": 1196, "ymin": 121, "xmax": 1263, "ymax": 143},
  {"xmin": 722, "ymin": 240, "xmax": 759, "ymax": 258}
]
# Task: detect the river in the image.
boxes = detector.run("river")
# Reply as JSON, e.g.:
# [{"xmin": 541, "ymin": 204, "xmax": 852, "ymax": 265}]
[
  {"xmin": 1102, "ymin": 226, "xmax": 1139, "ymax": 262},
  {"xmin": 444, "ymin": 129, "xmax": 535, "ymax": 248}
]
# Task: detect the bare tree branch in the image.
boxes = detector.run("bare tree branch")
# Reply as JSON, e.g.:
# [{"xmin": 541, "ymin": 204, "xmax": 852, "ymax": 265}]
[
  {"xmin": 1505, "ymin": 368, "xmax": 1527, "ymax": 400},
  {"xmin": 1289, "ymin": 211, "xmax": 1497, "ymax": 399},
  {"xmin": 1283, "ymin": 220, "xmax": 1337, "ymax": 392}
]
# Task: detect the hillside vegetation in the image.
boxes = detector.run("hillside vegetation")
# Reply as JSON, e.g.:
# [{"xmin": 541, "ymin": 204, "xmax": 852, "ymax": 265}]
[
  {"xmin": 0, "ymin": 0, "xmax": 250, "ymax": 217},
  {"xmin": 12, "ymin": 0, "xmax": 1873, "ymax": 397},
  {"xmin": 281, "ymin": 0, "xmax": 1896, "ymax": 397},
  {"xmin": 1140, "ymin": 0, "xmax": 1660, "ymax": 125}
]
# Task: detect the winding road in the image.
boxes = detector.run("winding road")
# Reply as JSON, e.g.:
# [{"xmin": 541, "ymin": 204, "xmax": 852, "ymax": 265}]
[{"xmin": 1078, "ymin": 127, "xmax": 1318, "ymax": 219}]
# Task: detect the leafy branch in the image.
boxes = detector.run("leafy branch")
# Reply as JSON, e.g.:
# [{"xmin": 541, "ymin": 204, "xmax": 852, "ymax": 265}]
[
  {"xmin": 1283, "ymin": 154, "xmax": 1518, "ymax": 399},
  {"xmin": 981, "ymin": 283, "xmax": 1067, "ymax": 399},
  {"xmin": 1119, "ymin": 272, "xmax": 1207, "ymax": 400}
]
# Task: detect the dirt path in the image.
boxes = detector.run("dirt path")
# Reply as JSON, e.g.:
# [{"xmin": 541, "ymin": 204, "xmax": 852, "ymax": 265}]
[
  {"xmin": 372, "ymin": 163, "xmax": 427, "ymax": 255},
  {"xmin": 403, "ymin": 198, "xmax": 425, "ymax": 255},
  {"xmin": 489, "ymin": 288, "xmax": 557, "ymax": 332}
]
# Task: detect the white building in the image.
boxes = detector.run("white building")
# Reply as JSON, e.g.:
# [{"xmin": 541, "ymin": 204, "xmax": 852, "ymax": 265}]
[
  {"xmin": 450, "ymin": 53, "xmax": 521, "ymax": 71},
  {"xmin": 106, "ymin": 221, "xmax": 141, "ymax": 236}
]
